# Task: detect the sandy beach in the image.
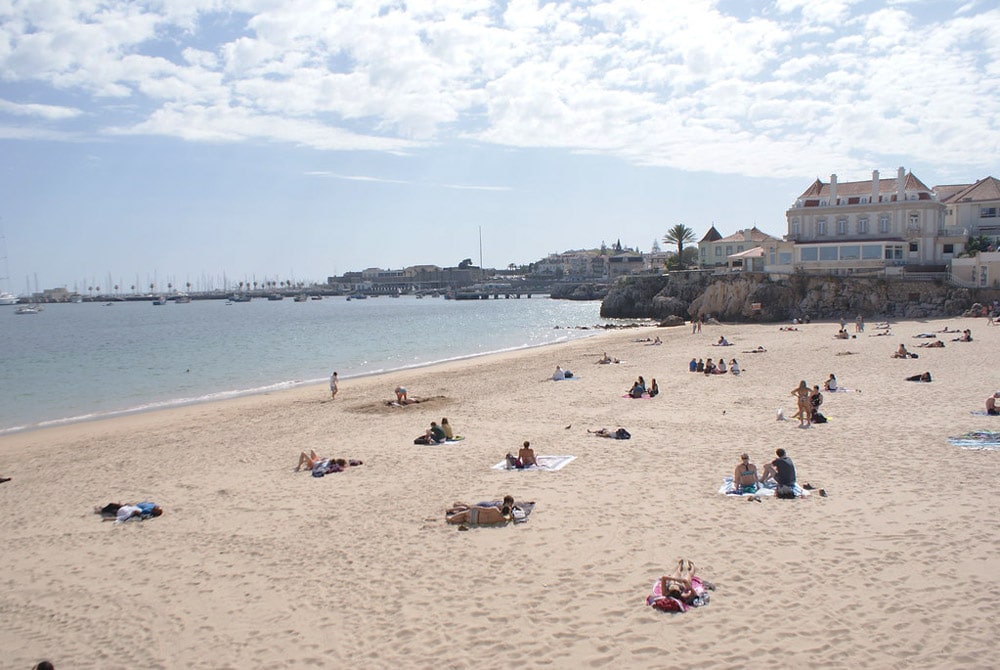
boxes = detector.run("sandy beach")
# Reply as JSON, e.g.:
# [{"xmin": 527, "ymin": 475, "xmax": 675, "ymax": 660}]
[{"xmin": 3, "ymin": 316, "xmax": 999, "ymax": 669}]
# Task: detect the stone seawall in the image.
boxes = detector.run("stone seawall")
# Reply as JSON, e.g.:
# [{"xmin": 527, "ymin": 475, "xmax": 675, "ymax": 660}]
[{"xmin": 600, "ymin": 272, "xmax": 1000, "ymax": 322}]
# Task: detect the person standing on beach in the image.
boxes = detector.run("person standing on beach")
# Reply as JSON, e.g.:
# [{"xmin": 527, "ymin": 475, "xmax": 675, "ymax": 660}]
[
  {"xmin": 791, "ymin": 380, "xmax": 812, "ymax": 428},
  {"xmin": 330, "ymin": 371, "xmax": 339, "ymax": 400}
]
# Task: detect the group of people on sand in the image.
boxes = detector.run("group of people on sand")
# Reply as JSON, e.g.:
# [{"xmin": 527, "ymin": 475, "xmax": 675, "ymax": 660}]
[
  {"xmin": 627, "ymin": 375, "xmax": 658, "ymax": 398},
  {"xmin": 733, "ymin": 448, "xmax": 798, "ymax": 497},
  {"xmin": 689, "ymin": 357, "xmax": 740, "ymax": 375},
  {"xmin": 790, "ymin": 380, "xmax": 827, "ymax": 427},
  {"xmin": 413, "ymin": 418, "xmax": 456, "ymax": 445},
  {"xmin": 552, "ymin": 365, "xmax": 575, "ymax": 380}
]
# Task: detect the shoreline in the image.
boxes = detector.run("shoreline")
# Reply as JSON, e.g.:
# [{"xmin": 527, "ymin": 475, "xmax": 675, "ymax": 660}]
[
  {"xmin": 0, "ymin": 325, "xmax": 613, "ymax": 438},
  {"xmin": 3, "ymin": 317, "xmax": 998, "ymax": 668}
]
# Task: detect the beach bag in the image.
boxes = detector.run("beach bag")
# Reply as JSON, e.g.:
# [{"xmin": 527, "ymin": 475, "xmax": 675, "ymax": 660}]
[
  {"xmin": 812, "ymin": 412, "xmax": 827, "ymax": 424},
  {"xmin": 615, "ymin": 428, "xmax": 631, "ymax": 440},
  {"xmin": 775, "ymin": 485, "xmax": 797, "ymax": 499},
  {"xmin": 564, "ymin": 370, "xmax": 573, "ymax": 378},
  {"xmin": 413, "ymin": 435, "xmax": 431, "ymax": 445}
]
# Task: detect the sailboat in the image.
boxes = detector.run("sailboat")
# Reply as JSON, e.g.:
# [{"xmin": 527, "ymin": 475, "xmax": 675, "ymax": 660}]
[{"xmin": 0, "ymin": 227, "xmax": 17, "ymax": 305}]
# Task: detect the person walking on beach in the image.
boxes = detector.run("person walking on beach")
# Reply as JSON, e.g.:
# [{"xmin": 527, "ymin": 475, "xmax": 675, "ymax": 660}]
[{"xmin": 329, "ymin": 371, "xmax": 338, "ymax": 400}]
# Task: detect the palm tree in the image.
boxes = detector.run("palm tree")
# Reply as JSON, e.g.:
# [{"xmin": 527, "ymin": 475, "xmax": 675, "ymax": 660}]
[{"xmin": 663, "ymin": 224, "xmax": 697, "ymax": 270}]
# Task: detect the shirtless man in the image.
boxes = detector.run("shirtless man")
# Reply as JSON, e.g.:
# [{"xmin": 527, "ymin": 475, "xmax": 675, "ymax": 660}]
[
  {"xmin": 517, "ymin": 440, "xmax": 538, "ymax": 467},
  {"xmin": 987, "ymin": 392, "xmax": 1000, "ymax": 416},
  {"xmin": 734, "ymin": 453, "xmax": 759, "ymax": 494}
]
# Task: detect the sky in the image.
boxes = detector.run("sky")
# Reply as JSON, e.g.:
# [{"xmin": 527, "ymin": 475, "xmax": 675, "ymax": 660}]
[{"xmin": 1, "ymin": 0, "xmax": 999, "ymax": 293}]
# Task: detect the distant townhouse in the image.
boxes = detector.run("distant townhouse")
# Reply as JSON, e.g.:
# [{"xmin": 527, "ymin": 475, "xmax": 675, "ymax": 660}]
[
  {"xmin": 779, "ymin": 167, "xmax": 952, "ymax": 276},
  {"xmin": 698, "ymin": 226, "xmax": 781, "ymax": 271},
  {"xmin": 940, "ymin": 177, "xmax": 1000, "ymax": 287}
]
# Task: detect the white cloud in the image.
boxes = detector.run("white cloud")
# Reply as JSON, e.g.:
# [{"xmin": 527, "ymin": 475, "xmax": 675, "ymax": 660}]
[
  {"xmin": 0, "ymin": 98, "xmax": 82, "ymax": 119},
  {"xmin": 0, "ymin": 1, "xmax": 998, "ymax": 177}
]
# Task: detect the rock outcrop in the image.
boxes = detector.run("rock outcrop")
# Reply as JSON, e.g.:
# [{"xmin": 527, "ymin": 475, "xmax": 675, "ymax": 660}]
[{"xmin": 601, "ymin": 272, "xmax": 996, "ymax": 322}]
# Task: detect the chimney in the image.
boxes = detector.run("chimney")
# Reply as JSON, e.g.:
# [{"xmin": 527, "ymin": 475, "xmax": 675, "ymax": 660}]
[
  {"xmin": 872, "ymin": 170, "xmax": 879, "ymax": 202},
  {"xmin": 743, "ymin": 229, "xmax": 751, "ymax": 242},
  {"xmin": 897, "ymin": 166, "xmax": 906, "ymax": 201},
  {"xmin": 830, "ymin": 174, "xmax": 838, "ymax": 204}
]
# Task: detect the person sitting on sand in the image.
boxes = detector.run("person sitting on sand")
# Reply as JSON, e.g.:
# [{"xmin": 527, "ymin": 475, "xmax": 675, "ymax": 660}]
[
  {"xmin": 598, "ymin": 352, "xmax": 619, "ymax": 364},
  {"xmin": 696, "ymin": 358, "xmax": 705, "ymax": 372},
  {"xmin": 952, "ymin": 329, "xmax": 973, "ymax": 342},
  {"xmin": 734, "ymin": 453, "xmax": 760, "ymax": 493},
  {"xmin": 440, "ymin": 417, "xmax": 455, "ymax": 440},
  {"xmin": 689, "ymin": 358, "xmax": 697, "ymax": 372},
  {"xmin": 426, "ymin": 421, "xmax": 447, "ymax": 444},
  {"xmin": 835, "ymin": 328, "xmax": 849, "ymax": 340},
  {"xmin": 505, "ymin": 441, "xmax": 538, "ymax": 469},
  {"xmin": 823, "ymin": 373, "xmax": 837, "ymax": 391},
  {"xmin": 986, "ymin": 392, "xmax": 1000, "ymax": 415},
  {"xmin": 703, "ymin": 358, "xmax": 716, "ymax": 375},
  {"xmin": 759, "ymin": 448, "xmax": 796, "ymax": 486},
  {"xmin": 394, "ymin": 386, "xmax": 408, "ymax": 403},
  {"xmin": 446, "ymin": 495, "xmax": 516, "ymax": 526},
  {"xmin": 729, "ymin": 359, "xmax": 740, "ymax": 376},
  {"xmin": 918, "ymin": 339, "xmax": 945, "ymax": 348},
  {"xmin": 648, "ymin": 379, "xmax": 660, "ymax": 397},
  {"xmin": 552, "ymin": 366, "xmax": 566, "ymax": 381},
  {"xmin": 905, "ymin": 371, "xmax": 933, "ymax": 382},
  {"xmin": 715, "ymin": 359, "xmax": 727, "ymax": 374},
  {"xmin": 892, "ymin": 343, "xmax": 912, "ymax": 358},
  {"xmin": 716, "ymin": 335, "xmax": 731, "ymax": 346},
  {"xmin": 791, "ymin": 380, "xmax": 812, "ymax": 428}
]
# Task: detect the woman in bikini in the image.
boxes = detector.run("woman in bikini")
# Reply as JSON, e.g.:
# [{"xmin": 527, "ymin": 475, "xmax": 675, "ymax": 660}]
[
  {"xmin": 791, "ymin": 380, "xmax": 812, "ymax": 427},
  {"xmin": 734, "ymin": 453, "xmax": 759, "ymax": 493},
  {"xmin": 446, "ymin": 495, "xmax": 516, "ymax": 525}
]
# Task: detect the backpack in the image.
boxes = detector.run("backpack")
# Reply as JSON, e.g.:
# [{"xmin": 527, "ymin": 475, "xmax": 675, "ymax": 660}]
[
  {"xmin": 775, "ymin": 485, "xmax": 797, "ymax": 499},
  {"xmin": 812, "ymin": 412, "xmax": 827, "ymax": 424},
  {"xmin": 615, "ymin": 428, "xmax": 631, "ymax": 440}
]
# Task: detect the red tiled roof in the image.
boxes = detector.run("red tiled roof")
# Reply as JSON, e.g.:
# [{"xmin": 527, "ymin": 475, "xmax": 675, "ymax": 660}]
[
  {"xmin": 796, "ymin": 171, "xmax": 933, "ymax": 199},
  {"xmin": 938, "ymin": 177, "xmax": 1000, "ymax": 204},
  {"xmin": 715, "ymin": 226, "xmax": 778, "ymax": 244}
]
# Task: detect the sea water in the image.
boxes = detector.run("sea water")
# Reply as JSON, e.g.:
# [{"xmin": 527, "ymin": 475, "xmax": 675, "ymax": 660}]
[{"xmin": 0, "ymin": 296, "xmax": 606, "ymax": 433}]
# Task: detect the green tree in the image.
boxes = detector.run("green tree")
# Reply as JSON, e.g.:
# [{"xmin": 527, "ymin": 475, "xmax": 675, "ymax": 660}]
[{"xmin": 663, "ymin": 224, "xmax": 696, "ymax": 269}]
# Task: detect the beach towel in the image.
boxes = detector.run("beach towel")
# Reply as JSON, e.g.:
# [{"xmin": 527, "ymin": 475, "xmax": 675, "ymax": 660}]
[
  {"xmin": 968, "ymin": 411, "xmax": 1000, "ymax": 416},
  {"xmin": 718, "ymin": 477, "xmax": 809, "ymax": 497},
  {"xmin": 492, "ymin": 455, "xmax": 576, "ymax": 471},
  {"xmin": 948, "ymin": 431, "xmax": 1000, "ymax": 450},
  {"xmin": 646, "ymin": 576, "xmax": 709, "ymax": 613},
  {"xmin": 445, "ymin": 436, "xmax": 466, "ymax": 443}
]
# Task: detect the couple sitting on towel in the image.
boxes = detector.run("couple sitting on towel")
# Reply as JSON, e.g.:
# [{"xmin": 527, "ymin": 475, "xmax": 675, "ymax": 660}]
[
  {"xmin": 505, "ymin": 441, "xmax": 538, "ymax": 469},
  {"xmin": 447, "ymin": 495, "xmax": 518, "ymax": 526},
  {"xmin": 733, "ymin": 449, "xmax": 796, "ymax": 495}
]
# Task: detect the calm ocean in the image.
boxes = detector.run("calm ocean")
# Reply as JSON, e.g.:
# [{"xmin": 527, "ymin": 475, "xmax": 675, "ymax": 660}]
[{"xmin": 0, "ymin": 296, "xmax": 605, "ymax": 434}]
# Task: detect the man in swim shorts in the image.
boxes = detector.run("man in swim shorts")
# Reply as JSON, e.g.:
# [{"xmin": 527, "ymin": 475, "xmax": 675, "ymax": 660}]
[{"xmin": 734, "ymin": 453, "xmax": 759, "ymax": 493}]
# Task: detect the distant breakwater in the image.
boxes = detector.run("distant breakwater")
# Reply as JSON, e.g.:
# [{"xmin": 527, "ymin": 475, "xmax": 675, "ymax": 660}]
[{"xmin": 600, "ymin": 272, "xmax": 1000, "ymax": 322}]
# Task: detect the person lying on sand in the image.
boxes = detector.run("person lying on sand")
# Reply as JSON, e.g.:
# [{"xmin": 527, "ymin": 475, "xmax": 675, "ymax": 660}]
[
  {"xmin": 917, "ymin": 340, "xmax": 945, "ymax": 348},
  {"xmin": 95, "ymin": 502, "xmax": 163, "ymax": 523},
  {"xmin": 446, "ymin": 495, "xmax": 516, "ymax": 525},
  {"xmin": 870, "ymin": 330, "xmax": 892, "ymax": 337},
  {"xmin": 905, "ymin": 372, "xmax": 933, "ymax": 382},
  {"xmin": 296, "ymin": 449, "xmax": 325, "ymax": 471},
  {"xmin": 937, "ymin": 325, "xmax": 961, "ymax": 333},
  {"xmin": 588, "ymin": 427, "xmax": 630, "ymax": 439},
  {"xmin": 742, "ymin": 346, "xmax": 767, "ymax": 353},
  {"xmin": 654, "ymin": 560, "xmax": 713, "ymax": 608}
]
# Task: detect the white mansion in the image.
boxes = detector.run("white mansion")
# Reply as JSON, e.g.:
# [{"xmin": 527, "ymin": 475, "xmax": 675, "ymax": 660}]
[{"xmin": 700, "ymin": 167, "xmax": 1000, "ymax": 288}]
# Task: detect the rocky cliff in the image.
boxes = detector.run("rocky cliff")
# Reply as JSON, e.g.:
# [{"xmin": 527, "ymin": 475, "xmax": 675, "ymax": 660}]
[{"xmin": 600, "ymin": 272, "xmax": 994, "ymax": 322}]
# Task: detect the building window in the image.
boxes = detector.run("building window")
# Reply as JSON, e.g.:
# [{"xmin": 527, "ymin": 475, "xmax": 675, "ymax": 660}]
[
  {"xmin": 817, "ymin": 220, "xmax": 827, "ymax": 236},
  {"xmin": 858, "ymin": 218, "xmax": 868, "ymax": 234},
  {"xmin": 982, "ymin": 207, "xmax": 998, "ymax": 218},
  {"xmin": 800, "ymin": 247, "xmax": 818, "ymax": 261},
  {"xmin": 819, "ymin": 246, "xmax": 838, "ymax": 261},
  {"xmin": 943, "ymin": 244, "xmax": 954, "ymax": 254},
  {"xmin": 862, "ymin": 245, "xmax": 881, "ymax": 259},
  {"xmin": 737, "ymin": 245, "xmax": 744, "ymax": 253},
  {"xmin": 726, "ymin": 245, "xmax": 732, "ymax": 255},
  {"xmin": 840, "ymin": 245, "xmax": 860, "ymax": 260},
  {"xmin": 715, "ymin": 247, "xmax": 722, "ymax": 257},
  {"xmin": 837, "ymin": 219, "xmax": 847, "ymax": 235},
  {"xmin": 885, "ymin": 245, "xmax": 904, "ymax": 260},
  {"xmin": 909, "ymin": 241, "xmax": 919, "ymax": 253},
  {"xmin": 879, "ymin": 216, "xmax": 890, "ymax": 234},
  {"xmin": 908, "ymin": 213, "xmax": 920, "ymax": 229}
]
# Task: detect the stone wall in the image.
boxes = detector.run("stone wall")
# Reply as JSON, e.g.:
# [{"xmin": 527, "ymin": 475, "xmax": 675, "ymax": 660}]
[{"xmin": 601, "ymin": 272, "xmax": 1000, "ymax": 322}]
